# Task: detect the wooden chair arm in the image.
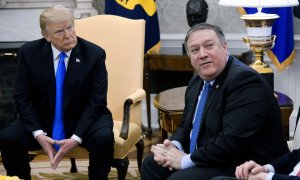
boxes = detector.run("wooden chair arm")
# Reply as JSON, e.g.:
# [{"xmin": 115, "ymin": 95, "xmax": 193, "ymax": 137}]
[
  {"xmin": 119, "ymin": 89, "xmax": 146, "ymax": 139},
  {"xmin": 126, "ymin": 88, "xmax": 146, "ymax": 104}
]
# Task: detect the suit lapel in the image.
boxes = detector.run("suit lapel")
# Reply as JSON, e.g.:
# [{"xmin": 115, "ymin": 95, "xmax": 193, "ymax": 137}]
[
  {"xmin": 40, "ymin": 41, "xmax": 82, "ymax": 117},
  {"xmin": 199, "ymin": 57, "xmax": 233, "ymax": 133},
  {"xmin": 63, "ymin": 44, "xmax": 81, "ymax": 110},
  {"xmin": 186, "ymin": 79, "xmax": 203, "ymax": 131},
  {"xmin": 41, "ymin": 42, "xmax": 56, "ymax": 115}
]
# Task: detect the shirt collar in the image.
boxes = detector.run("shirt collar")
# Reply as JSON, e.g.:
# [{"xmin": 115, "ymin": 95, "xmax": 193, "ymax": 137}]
[
  {"xmin": 205, "ymin": 80, "xmax": 215, "ymax": 86},
  {"xmin": 51, "ymin": 45, "xmax": 72, "ymax": 60},
  {"xmin": 203, "ymin": 55, "xmax": 228, "ymax": 87}
]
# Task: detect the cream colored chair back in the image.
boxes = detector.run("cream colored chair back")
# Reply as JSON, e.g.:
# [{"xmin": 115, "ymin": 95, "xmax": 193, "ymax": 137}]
[
  {"xmin": 74, "ymin": 15, "xmax": 146, "ymax": 178},
  {"xmin": 75, "ymin": 15, "xmax": 145, "ymax": 127}
]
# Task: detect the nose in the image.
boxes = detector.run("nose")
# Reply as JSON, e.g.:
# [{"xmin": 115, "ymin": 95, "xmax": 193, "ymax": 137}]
[
  {"xmin": 64, "ymin": 29, "xmax": 71, "ymax": 38},
  {"xmin": 198, "ymin": 48, "xmax": 207, "ymax": 59}
]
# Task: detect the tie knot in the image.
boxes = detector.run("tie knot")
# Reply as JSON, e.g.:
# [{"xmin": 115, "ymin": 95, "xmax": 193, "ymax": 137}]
[
  {"xmin": 59, "ymin": 52, "xmax": 67, "ymax": 60},
  {"xmin": 204, "ymin": 82, "xmax": 211, "ymax": 90}
]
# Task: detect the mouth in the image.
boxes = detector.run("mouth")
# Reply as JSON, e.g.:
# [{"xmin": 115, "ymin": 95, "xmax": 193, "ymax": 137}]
[
  {"xmin": 65, "ymin": 41, "xmax": 75, "ymax": 46},
  {"xmin": 200, "ymin": 62, "xmax": 211, "ymax": 67}
]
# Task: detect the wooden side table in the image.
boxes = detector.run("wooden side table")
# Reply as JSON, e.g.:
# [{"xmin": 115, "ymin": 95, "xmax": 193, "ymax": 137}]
[
  {"xmin": 153, "ymin": 86, "xmax": 186, "ymax": 142},
  {"xmin": 153, "ymin": 86, "xmax": 293, "ymax": 142},
  {"xmin": 143, "ymin": 54, "xmax": 193, "ymax": 139}
]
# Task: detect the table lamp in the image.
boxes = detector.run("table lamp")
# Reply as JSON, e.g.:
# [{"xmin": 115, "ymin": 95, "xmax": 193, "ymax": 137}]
[{"xmin": 219, "ymin": 0, "xmax": 299, "ymax": 73}]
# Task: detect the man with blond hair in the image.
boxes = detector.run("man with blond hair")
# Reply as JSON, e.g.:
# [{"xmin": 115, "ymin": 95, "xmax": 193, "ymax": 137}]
[{"xmin": 0, "ymin": 5, "xmax": 114, "ymax": 180}]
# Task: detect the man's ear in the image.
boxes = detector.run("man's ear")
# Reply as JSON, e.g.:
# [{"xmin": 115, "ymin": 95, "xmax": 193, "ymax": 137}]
[
  {"xmin": 222, "ymin": 41, "xmax": 228, "ymax": 50},
  {"xmin": 42, "ymin": 31, "xmax": 51, "ymax": 42}
]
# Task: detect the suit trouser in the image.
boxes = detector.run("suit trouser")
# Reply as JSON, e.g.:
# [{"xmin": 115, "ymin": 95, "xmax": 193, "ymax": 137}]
[
  {"xmin": 0, "ymin": 119, "xmax": 114, "ymax": 180},
  {"xmin": 141, "ymin": 154, "xmax": 235, "ymax": 180}
]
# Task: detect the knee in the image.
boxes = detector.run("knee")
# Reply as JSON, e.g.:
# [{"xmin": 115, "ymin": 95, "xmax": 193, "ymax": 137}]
[
  {"xmin": 141, "ymin": 154, "xmax": 164, "ymax": 179},
  {"xmin": 0, "ymin": 133, "xmax": 22, "ymax": 152},
  {"xmin": 102, "ymin": 128, "xmax": 114, "ymax": 146},
  {"xmin": 141, "ymin": 154, "xmax": 155, "ymax": 170},
  {"xmin": 94, "ymin": 128, "xmax": 114, "ymax": 149},
  {"xmin": 0, "ymin": 130, "xmax": 15, "ymax": 147}
]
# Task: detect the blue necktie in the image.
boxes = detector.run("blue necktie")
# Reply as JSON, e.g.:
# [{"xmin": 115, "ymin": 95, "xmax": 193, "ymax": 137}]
[
  {"xmin": 52, "ymin": 52, "xmax": 66, "ymax": 151},
  {"xmin": 190, "ymin": 82, "xmax": 211, "ymax": 153}
]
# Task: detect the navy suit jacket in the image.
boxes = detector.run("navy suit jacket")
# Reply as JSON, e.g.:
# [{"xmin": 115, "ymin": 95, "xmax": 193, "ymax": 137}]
[
  {"xmin": 14, "ymin": 37, "xmax": 113, "ymax": 140},
  {"xmin": 271, "ymin": 149, "xmax": 300, "ymax": 180},
  {"xmin": 170, "ymin": 56, "xmax": 289, "ymax": 176}
]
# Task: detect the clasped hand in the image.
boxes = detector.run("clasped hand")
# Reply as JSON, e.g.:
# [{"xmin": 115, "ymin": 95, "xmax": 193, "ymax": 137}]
[
  {"xmin": 235, "ymin": 160, "xmax": 269, "ymax": 180},
  {"xmin": 36, "ymin": 134, "xmax": 79, "ymax": 169},
  {"xmin": 151, "ymin": 139, "xmax": 186, "ymax": 171}
]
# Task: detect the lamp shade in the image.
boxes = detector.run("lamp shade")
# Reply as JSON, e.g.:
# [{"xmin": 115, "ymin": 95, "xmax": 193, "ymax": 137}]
[{"xmin": 219, "ymin": 0, "xmax": 299, "ymax": 7}]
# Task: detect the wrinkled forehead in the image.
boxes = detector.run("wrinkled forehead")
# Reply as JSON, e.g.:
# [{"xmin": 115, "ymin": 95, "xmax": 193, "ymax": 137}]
[{"xmin": 188, "ymin": 29, "xmax": 218, "ymax": 42}]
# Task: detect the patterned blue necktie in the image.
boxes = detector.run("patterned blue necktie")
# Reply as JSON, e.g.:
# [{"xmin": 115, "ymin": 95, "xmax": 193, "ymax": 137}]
[
  {"xmin": 52, "ymin": 52, "xmax": 66, "ymax": 151},
  {"xmin": 190, "ymin": 82, "xmax": 211, "ymax": 153}
]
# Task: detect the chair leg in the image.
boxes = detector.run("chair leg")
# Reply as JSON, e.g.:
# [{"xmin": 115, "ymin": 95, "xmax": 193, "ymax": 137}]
[
  {"xmin": 135, "ymin": 138, "xmax": 144, "ymax": 172},
  {"xmin": 70, "ymin": 158, "xmax": 78, "ymax": 173},
  {"xmin": 112, "ymin": 158, "xmax": 129, "ymax": 180}
]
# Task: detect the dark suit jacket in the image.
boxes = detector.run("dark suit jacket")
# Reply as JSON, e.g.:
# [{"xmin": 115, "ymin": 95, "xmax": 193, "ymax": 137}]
[
  {"xmin": 271, "ymin": 149, "xmax": 300, "ymax": 180},
  {"xmin": 170, "ymin": 56, "xmax": 289, "ymax": 175},
  {"xmin": 14, "ymin": 37, "xmax": 113, "ymax": 140}
]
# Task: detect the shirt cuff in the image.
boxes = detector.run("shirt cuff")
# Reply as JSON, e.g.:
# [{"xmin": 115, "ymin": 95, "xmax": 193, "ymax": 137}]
[
  {"xmin": 265, "ymin": 172, "xmax": 274, "ymax": 180},
  {"xmin": 264, "ymin": 164, "xmax": 275, "ymax": 173},
  {"xmin": 172, "ymin": 140, "xmax": 183, "ymax": 151},
  {"xmin": 32, "ymin": 130, "xmax": 46, "ymax": 139},
  {"xmin": 71, "ymin": 134, "xmax": 82, "ymax": 144},
  {"xmin": 181, "ymin": 154, "xmax": 195, "ymax": 169}
]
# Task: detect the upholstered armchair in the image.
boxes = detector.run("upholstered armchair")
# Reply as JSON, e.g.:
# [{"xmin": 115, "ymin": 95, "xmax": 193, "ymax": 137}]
[
  {"xmin": 33, "ymin": 15, "xmax": 146, "ymax": 180},
  {"xmin": 73, "ymin": 14, "xmax": 146, "ymax": 179}
]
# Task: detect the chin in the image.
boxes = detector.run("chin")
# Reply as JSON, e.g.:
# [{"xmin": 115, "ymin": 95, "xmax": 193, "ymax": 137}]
[
  {"xmin": 200, "ymin": 72, "xmax": 217, "ymax": 81},
  {"xmin": 65, "ymin": 44, "xmax": 76, "ymax": 50}
]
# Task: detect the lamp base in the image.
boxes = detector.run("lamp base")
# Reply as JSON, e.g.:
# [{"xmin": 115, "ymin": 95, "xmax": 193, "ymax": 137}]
[
  {"xmin": 251, "ymin": 65, "xmax": 273, "ymax": 73},
  {"xmin": 250, "ymin": 59, "xmax": 273, "ymax": 74}
]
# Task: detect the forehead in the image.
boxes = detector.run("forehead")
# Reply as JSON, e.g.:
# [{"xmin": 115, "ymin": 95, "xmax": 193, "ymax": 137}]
[
  {"xmin": 187, "ymin": 29, "xmax": 218, "ymax": 45},
  {"xmin": 47, "ymin": 19, "xmax": 72, "ymax": 29}
]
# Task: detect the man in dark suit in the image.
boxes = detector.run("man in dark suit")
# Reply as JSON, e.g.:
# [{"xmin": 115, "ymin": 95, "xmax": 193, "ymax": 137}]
[
  {"xmin": 141, "ymin": 23, "xmax": 289, "ymax": 179},
  {"xmin": 235, "ymin": 150, "xmax": 300, "ymax": 180},
  {"xmin": 0, "ymin": 5, "xmax": 114, "ymax": 180}
]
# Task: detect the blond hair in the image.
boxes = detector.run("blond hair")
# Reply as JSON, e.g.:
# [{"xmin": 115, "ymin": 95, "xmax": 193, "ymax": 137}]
[{"xmin": 40, "ymin": 5, "xmax": 74, "ymax": 33}]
